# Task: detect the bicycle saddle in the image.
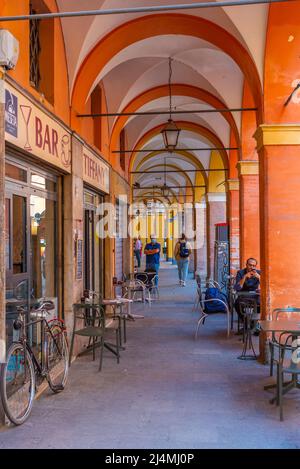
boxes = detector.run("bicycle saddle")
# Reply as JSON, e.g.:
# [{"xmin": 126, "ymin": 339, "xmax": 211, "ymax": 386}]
[{"xmin": 34, "ymin": 300, "xmax": 55, "ymax": 311}]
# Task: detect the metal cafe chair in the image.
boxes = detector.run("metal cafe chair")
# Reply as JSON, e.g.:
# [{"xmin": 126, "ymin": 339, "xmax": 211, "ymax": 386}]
[
  {"xmin": 237, "ymin": 298, "xmax": 260, "ymax": 360},
  {"xmin": 150, "ymin": 275, "xmax": 160, "ymax": 300},
  {"xmin": 195, "ymin": 297, "xmax": 230, "ymax": 339},
  {"xmin": 193, "ymin": 274, "xmax": 202, "ymax": 312},
  {"xmin": 269, "ymin": 307, "xmax": 300, "ymax": 377},
  {"xmin": 69, "ymin": 303, "xmax": 121, "ymax": 372},
  {"xmin": 271, "ymin": 332, "xmax": 300, "ymax": 421},
  {"xmin": 136, "ymin": 271, "xmax": 159, "ymax": 303},
  {"xmin": 127, "ymin": 273, "xmax": 153, "ymax": 305}
]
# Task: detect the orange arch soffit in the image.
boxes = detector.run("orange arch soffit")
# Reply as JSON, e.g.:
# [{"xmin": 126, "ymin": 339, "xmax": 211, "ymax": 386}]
[
  {"xmin": 71, "ymin": 14, "xmax": 263, "ymax": 122},
  {"xmin": 109, "ymin": 84, "xmax": 240, "ymax": 152},
  {"xmin": 129, "ymin": 121, "xmax": 229, "ymax": 174}
]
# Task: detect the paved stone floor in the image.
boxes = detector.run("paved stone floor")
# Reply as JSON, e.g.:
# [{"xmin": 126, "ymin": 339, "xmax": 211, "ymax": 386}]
[{"xmin": 1, "ymin": 261, "xmax": 300, "ymax": 449}]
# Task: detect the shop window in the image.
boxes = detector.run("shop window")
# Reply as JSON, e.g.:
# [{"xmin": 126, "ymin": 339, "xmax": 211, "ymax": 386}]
[
  {"xmin": 30, "ymin": 195, "xmax": 56, "ymax": 300},
  {"xmin": 29, "ymin": 1, "xmax": 54, "ymax": 104},
  {"xmin": 120, "ymin": 129, "xmax": 126, "ymax": 171},
  {"xmin": 5, "ymin": 162, "xmax": 27, "ymax": 183},
  {"xmin": 91, "ymin": 86, "xmax": 102, "ymax": 151},
  {"xmin": 31, "ymin": 172, "xmax": 56, "ymax": 192}
]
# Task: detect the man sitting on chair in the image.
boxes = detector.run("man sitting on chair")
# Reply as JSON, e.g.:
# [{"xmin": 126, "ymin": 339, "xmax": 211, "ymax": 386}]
[{"xmin": 234, "ymin": 258, "xmax": 261, "ymax": 330}]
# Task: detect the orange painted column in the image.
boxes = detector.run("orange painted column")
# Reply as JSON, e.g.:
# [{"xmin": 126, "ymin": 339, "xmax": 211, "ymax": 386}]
[
  {"xmin": 195, "ymin": 198, "xmax": 207, "ymax": 279},
  {"xmin": 238, "ymin": 82, "xmax": 260, "ymax": 267},
  {"xmin": 226, "ymin": 180, "xmax": 240, "ymax": 276},
  {"xmin": 237, "ymin": 162, "xmax": 260, "ymax": 266},
  {"xmin": 206, "ymin": 193, "xmax": 227, "ymax": 279},
  {"xmin": 254, "ymin": 126, "xmax": 300, "ymax": 319}
]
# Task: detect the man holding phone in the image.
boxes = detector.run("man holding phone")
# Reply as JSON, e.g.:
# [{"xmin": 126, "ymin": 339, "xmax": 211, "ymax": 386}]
[{"xmin": 235, "ymin": 258, "xmax": 261, "ymax": 292}]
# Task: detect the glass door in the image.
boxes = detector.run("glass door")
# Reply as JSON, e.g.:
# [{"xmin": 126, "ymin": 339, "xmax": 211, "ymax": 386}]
[
  {"xmin": 5, "ymin": 158, "xmax": 59, "ymax": 346},
  {"xmin": 84, "ymin": 208, "xmax": 95, "ymax": 291},
  {"xmin": 84, "ymin": 190, "xmax": 105, "ymax": 298}
]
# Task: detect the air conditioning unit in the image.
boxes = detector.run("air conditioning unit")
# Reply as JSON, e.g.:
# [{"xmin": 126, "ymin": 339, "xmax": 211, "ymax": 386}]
[{"xmin": 0, "ymin": 30, "xmax": 19, "ymax": 70}]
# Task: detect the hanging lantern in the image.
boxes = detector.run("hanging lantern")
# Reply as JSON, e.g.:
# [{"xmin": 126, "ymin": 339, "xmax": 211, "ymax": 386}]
[
  {"xmin": 161, "ymin": 57, "xmax": 181, "ymax": 151},
  {"xmin": 161, "ymin": 119, "xmax": 181, "ymax": 152}
]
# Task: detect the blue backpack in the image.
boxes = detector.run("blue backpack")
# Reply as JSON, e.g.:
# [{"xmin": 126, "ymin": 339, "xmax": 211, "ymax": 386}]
[
  {"xmin": 204, "ymin": 287, "xmax": 228, "ymax": 314},
  {"xmin": 179, "ymin": 242, "xmax": 189, "ymax": 258}
]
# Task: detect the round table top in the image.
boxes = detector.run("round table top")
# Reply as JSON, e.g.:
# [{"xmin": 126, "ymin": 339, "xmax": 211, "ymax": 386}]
[
  {"xmin": 236, "ymin": 290, "xmax": 260, "ymax": 296},
  {"xmin": 102, "ymin": 298, "xmax": 133, "ymax": 305}
]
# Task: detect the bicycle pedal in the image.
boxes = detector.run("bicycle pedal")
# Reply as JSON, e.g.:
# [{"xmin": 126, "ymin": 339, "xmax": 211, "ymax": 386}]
[{"xmin": 51, "ymin": 384, "xmax": 64, "ymax": 392}]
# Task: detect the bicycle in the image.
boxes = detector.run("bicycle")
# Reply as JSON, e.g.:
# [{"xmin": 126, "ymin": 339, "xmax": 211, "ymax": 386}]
[{"xmin": 0, "ymin": 300, "xmax": 69, "ymax": 426}]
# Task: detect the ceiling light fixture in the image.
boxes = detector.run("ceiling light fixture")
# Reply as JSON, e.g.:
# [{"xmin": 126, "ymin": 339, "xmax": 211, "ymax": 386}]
[{"xmin": 161, "ymin": 58, "xmax": 181, "ymax": 152}]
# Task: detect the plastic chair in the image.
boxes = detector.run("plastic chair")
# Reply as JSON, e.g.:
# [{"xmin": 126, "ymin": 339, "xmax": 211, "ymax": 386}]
[
  {"xmin": 69, "ymin": 303, "xmax": 121, "ymax": 372},
  {"xmin": 271, "ymin": 332, "xmax": 300, "ymax": 421},
  {"xmin": 269, "ymin": 307, "xmax": 300, "ymax": 376}
]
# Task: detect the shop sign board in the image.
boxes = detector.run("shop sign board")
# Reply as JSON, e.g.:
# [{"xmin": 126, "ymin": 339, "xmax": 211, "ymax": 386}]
[
  {"xmin": 83, "ymin": 146, "xmax": 110, "ymax": 194},
  {"xmin": 5, "ymin": 83, "xmax": 72, "ymax": 173}
]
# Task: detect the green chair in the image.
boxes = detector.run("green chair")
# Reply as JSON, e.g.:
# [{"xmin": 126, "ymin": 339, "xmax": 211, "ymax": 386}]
[
  {"xmin": 269, "ymin": 307, "xmax": 300, "ymax": 376},
  {"xmin": 69, "ymin": 303, "xmax": 121, "ymax": 372}
]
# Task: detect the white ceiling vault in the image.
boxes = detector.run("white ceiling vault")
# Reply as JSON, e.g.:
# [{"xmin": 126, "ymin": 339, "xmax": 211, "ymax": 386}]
[{"xmin": 55, "ymin": 0, "xmax": 268, "ymax": 195}]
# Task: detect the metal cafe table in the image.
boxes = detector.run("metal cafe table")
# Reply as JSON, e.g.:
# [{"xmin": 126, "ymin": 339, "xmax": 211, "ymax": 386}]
[
  {"xmin": 122, "ymin": 280, "xmax": 145, "ymax": 319},
  {"xmin": 259, "ymin": 319, "xmax": 300, "ymax": 403},
  {"xmin": 101, "ymin": 297, "xmax": 133, "ymax": 345},
  {"xmin": 236, "ymin": 291, "xmax": 260, "ymax": 360}
]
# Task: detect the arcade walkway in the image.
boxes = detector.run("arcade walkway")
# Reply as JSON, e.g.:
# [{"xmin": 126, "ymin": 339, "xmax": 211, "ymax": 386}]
[{"xmin": 1, "ymin": 262, "xmax": 300, "ymax": 449}]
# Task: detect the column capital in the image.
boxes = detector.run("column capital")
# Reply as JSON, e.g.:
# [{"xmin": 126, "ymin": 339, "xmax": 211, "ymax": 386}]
[
  {"xmin": 237, "ymin": 160, "xmax": 259, "ymax": 176},
  {"xmin": 225, "ymin": 178, "xmax": 239, "ymax": 191},
  {"xmin": 254, "ymin": 124, "xmax": 300, "ymax": 152},
  {"xmin": 206, "ymin": 192, "xmax": 226, "ymax": 202}
]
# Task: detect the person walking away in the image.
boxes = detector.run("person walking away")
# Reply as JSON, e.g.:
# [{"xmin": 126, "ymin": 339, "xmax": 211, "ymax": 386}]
[
  {"xmin": 174, "ymin": 234, "xmax": 192, "ymax": 286},
  {"xmin": 144, "ymin": 234, "xmax": 161, "ymax": 286},
  {"xmin": 133, "ymin": 237, "xmax": 142, "ymax": 268},
  {"xmin": 138, "ymin": 235, "xmax": 143, "ymax": 265}
]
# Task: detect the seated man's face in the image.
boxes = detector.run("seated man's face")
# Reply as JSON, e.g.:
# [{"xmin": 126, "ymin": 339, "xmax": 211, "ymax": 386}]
[{"xmin": 246, "ymin": 260, "xmax": 257, "ymax": 273}]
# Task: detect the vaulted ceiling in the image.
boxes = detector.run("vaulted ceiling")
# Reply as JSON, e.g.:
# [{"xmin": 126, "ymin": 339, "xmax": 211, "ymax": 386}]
[{"xmin": 56, "ymin": 0, "xmax": 268, "ymax": 200}]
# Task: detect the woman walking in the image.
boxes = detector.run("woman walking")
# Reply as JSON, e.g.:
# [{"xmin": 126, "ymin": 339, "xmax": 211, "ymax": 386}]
[
  {"xmin": 174, "ymin": 234, "xmax": 192, "ymax": 286},
  {"xmin": 133, "ymin": 237, "xmax": 142, "ymax": 268}
]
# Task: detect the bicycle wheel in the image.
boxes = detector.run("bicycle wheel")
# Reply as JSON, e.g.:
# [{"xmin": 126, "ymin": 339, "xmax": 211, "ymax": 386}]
[
  {"xmin": 0, "ymin": 343, "xmax": 35, "ymax": 425},
  {"xmin": 46, "ymin": 324, "xmax": 69, "ymax": 392}
]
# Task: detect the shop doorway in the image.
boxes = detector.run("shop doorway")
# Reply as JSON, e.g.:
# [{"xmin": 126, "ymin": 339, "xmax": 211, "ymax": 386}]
[
  {"xmin": 5, "ymin": 157, "xmax": 58, "ymax": 346},
  {"xmin": 83, "ymin": 190, "xmax": 105, "ymax": 297}
]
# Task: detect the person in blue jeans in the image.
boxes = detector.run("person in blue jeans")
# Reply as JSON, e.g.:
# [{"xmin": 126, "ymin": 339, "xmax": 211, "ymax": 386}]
[
  {"xmin": 144, "ymin": 234, "xmax": 161, "ymax": 286},
  {"xmin": 174, "ymin": 233, "xmax": 192, "ymax": 286}
]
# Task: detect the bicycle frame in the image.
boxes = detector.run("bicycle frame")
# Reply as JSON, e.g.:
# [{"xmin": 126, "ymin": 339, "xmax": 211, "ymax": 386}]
[{"xmin": 15, "ymin": 315, "xmax": 64, "ymax": 379}]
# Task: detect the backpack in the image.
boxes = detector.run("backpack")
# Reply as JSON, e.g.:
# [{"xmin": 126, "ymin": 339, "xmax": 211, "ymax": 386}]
[
  {"xmin": 179, "ymin": 242, "xmax": 189, "ymax": 258},
  {"xmin": 204, "ymin": 287, "xmax": 228, "ymax": 314}
]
